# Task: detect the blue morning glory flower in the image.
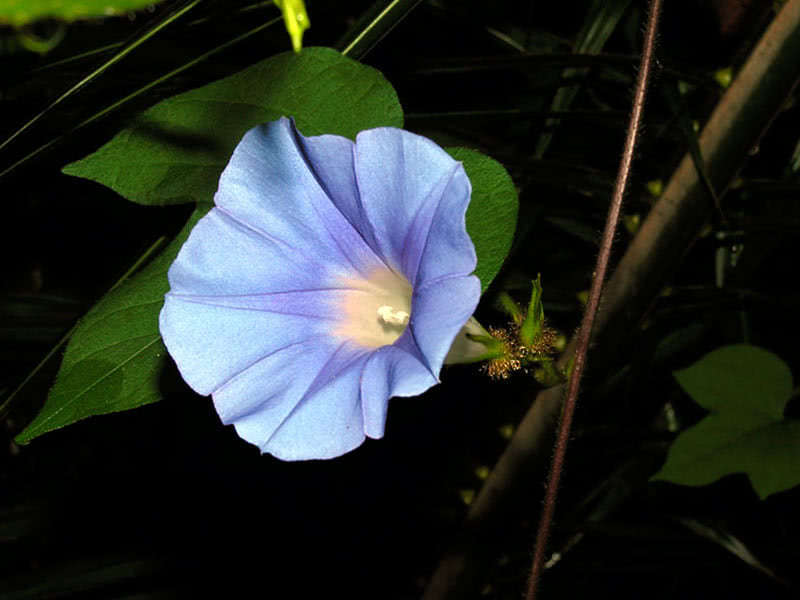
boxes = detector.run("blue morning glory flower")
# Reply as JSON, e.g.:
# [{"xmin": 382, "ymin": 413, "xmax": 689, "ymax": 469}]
[{"xmin": 159, "ymin": 117, "xmax": 479, "ymax": 460}]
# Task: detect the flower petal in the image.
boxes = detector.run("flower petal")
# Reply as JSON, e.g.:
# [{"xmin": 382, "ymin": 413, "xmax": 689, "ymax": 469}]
[
  {"xmin": 413, "ymin": 164, "xmax": 477, "ymax": 285},
  {"xmin": 167, "ymin": 209, "xmax": 340, "ymax": 296},
  {"xmin": 211, "ymin": 338, "xmax": 329, "ymax": 424},
  {"xmin": 294, "ymin": 131, "xmax": 379, "ymax": 251},
  {"xmin": 353, "ymin": 128, "xmax": 475, "ymax": 283},
  {"xmin": 250, "ymin": 342, "xmax": 371, "ymax": 460},
  {"xmin": 215, "ymin": 117, "xmax": 384, "ymax": 280},
  {"xmin": 160, "ymin": 294, "xmax": 331, "ymax": 396},
  {"xmin": 408, "ymin": 274, "xmax": 482, "ymax": 376},
  {"xmin": 360, "ymin": 345, "xmax": 438, "ymax": 438}
]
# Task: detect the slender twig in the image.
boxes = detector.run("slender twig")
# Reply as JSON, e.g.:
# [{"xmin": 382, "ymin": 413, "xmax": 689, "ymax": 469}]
[{"xmin": 525, "ymin": 1, "xmax": 662, "ymax": 598}]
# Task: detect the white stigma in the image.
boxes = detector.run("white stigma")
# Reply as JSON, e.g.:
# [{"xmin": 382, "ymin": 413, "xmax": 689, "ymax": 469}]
[{"xmin": 377, "ymin": 305, "xmax": 410, "ymax": 326}]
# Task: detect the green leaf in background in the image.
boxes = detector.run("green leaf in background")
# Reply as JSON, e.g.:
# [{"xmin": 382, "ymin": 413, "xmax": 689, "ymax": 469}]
[
  {"xmin": 0, "ymin": 0, "xmax": 164, "ymax": 26},
  {"xmin": 15, "ymin": 206, "xmax": 209, "ymax": 445},
  {"xmin": 652, "ymin": 344, "xmax": 800, "ymax": 499},
  {"xmin": 535, "ymin": 0, "xmax": 633, "ymax": 158},
  {"xmin": 447, "ymin": 147, "xmax": 518, "ymax": 292},
  {"xmin": 63, "ymin": 47, "xmax": 403, "ymax": 206}
]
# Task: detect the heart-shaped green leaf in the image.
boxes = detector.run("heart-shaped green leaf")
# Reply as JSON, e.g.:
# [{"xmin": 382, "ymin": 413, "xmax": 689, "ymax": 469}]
[{"xmin": 652, "ymin": 344, "xmax": 800, "ymax": 499}]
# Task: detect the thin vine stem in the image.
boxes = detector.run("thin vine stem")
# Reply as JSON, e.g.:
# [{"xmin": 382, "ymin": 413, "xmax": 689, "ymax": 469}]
[
  {"xmin": 525, "ymin": 1, "xmax": 662, "ymax": 598},
  {"xmin": 339, "ymin": 0, "xmax": 423, "ymax": 59}
]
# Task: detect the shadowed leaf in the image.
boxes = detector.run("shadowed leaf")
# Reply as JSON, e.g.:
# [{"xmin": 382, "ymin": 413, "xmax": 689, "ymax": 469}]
[
  {"xmin": 652, "ymin": 344, "xmax": 800, "ymax": 499},
  {"xmin": 15, "ymin": 206, "xmax": 209, "ymax": 444},
  {"xmin": 63, "ymin": 47, "xmax": 403, "ymax": 206}
]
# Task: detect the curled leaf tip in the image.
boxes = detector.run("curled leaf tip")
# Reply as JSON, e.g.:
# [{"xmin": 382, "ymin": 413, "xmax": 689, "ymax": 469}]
[{"xmin": 275, "ymin": 0, "xmax": 310, "ymax": 53}]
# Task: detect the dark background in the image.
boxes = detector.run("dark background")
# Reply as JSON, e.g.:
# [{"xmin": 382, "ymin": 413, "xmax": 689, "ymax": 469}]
[{"xmin": 2, "ymin": 1, "xmax": 798, "ymax": 598}]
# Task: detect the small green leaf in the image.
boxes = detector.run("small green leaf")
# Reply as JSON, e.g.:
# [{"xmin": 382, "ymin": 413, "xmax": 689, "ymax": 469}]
[
  {"xmin": 0, "ymin": 0, "xmax": 165, "ymax": 25},
  {"xmin": 447, "ymin": 147, "xmax": 518, "ymax": 292},
  {"xmin": 519, "ymin": 275, "xmax": 544, "ymax": 347},
  {"xmin": 15, "ymin": 206, "xmax": 209, "ymax": 444},
  {"xmin": 652, "ymin": 344, "xmax": 800, "ymax": 499},
  {"xmin": 63, "ymin": 47, "xmax": 403, "ymax": 206}
]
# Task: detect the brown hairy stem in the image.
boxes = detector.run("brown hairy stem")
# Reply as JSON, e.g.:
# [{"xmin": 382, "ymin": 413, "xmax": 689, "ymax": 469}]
[
  {"xmin": 423, "ymin": 1, "xmax": 800, "ymax": 597},
  {"xmin": 525, "ymin": 0, "xmax": 662, "ymax": 597}
]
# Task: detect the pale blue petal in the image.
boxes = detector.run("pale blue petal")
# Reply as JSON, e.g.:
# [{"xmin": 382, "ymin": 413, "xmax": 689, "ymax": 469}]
[
  {"xmin": 215, "ymin": 117, "xmax": 384, "ymax": 280},
  {"xmin": 252, "ymin": 343, "xmax": 371, "ymax": 460},
  {"xmin": 413, "ymin": 165, "xmax": 477, "ymax": 284},
  {"xmin": 167, "ymin": 209, "xmax": 343, "ymax": 296},
  {"xmin": 359, "ymin": 345, "xmax": 438, "ymax": 438},
  {"xmin": 211, "ymin": 339, "xmax": 329, "ymax": 424},
  {"xmin": 408, "ymin": 274, "xmax": 482, "ymax": 376},
  {"xmin": 160, "ymin": 295, "xmax": 332, "ymax": 396},
  {"xmin": 353, "ymin": 128, "xmax": 474, "ymax": 283},
  {"xmin": 295, "ymin": 131, "xmax": 380, "ymax": 252}
]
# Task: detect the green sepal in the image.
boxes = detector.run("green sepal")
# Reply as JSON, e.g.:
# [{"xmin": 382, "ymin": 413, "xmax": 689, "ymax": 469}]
[
  {"xmin": 519, "ymin": 275, "xmax": 545, "ymax": 347},
  {"xmin": 445, "ymin": 318, "xmax": 504, "ymax": 365},
  {"xmin": 497, "ymin": 292, "xmax": 524, "ymax": 326}
]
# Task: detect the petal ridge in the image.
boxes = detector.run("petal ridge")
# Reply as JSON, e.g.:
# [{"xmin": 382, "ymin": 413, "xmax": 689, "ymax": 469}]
[
  {"xmin": 213, "ymin": 338, "xmax": 314, "ymax": 401},
  {"xmin": 265, "ymin": 342, "xmax": 368, "ymax": 446},
  {"xmin": 403, "ymin": 326, "xmax": 438, "ymax": 382},
  {"xmin": 164, "ymin": 296, "xmax": 333, "ymax": 319},
  {"xmin": 401, "ymin": 161, "xmax": 462, "ymax": 284},
  {"xmin": 290, "ymin": 120, "xmax": 381, "ymax": 260},
  {"xmin": 414, "ymin": 163, "xmax": 477, "ymax": 285},
  {"xmin": 352, "ymin": 127, "xmax": 467, "ymax": 276},
  {"xmin": 278, "ymin": 119, "xmax": 389, "ymax": 277},
  {"xmin": 414, "ymin": 271, "xmax": 477, "ymax": 294},
  {"xmin": 214, "ymin": 205, "xmax": 298, "ymax": 253},
  {"xmin": 358, "ymin": 345, "xmax": 439, "ymax": 439},
  {"xmin": 215, "ymin": 120, "xmax": 385, "ymax": 281}
]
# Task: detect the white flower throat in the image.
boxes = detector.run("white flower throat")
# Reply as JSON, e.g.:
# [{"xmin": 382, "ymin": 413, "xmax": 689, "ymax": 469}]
[{"xmin": 335, "ymin": 267, "xmax": 413, "ymax": 348}]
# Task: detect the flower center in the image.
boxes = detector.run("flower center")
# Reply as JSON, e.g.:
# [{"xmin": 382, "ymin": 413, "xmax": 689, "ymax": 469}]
[{"xmin": 334, "ymin": 267, "xmax": 412, "ymax": 349}]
